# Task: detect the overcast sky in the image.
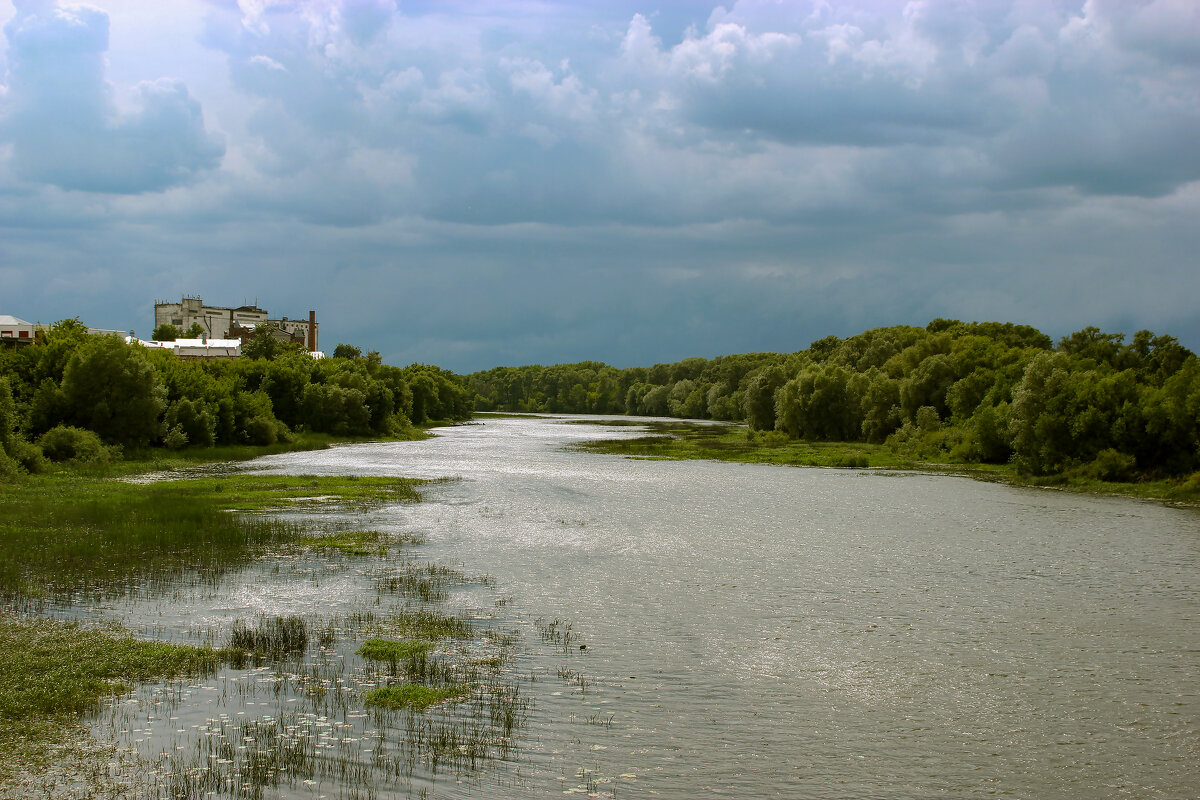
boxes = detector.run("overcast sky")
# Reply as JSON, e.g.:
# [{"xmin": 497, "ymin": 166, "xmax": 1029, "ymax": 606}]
[{"xmin": 2, "ymin": 0, "xmax": 1198, "ymax": 371}]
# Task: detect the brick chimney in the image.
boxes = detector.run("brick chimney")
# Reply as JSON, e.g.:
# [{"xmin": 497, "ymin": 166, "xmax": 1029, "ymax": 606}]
[{"xmin": 308, "ymin": 310, "xmax": 318, "ymax": 352}]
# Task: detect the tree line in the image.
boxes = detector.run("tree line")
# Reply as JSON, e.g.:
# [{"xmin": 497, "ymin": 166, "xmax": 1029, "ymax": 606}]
[
  {"xmin": 468, "ymin": 320, "xmax": 1200, "ymax": 482},
  {"xmin": 0, "ymin": 321, "xmax": 473, "ymax": 474}
]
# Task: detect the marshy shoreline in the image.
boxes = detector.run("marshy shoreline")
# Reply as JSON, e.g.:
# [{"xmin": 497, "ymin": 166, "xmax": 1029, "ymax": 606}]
[
  {"xmin": 0, "ymin": 453, "xmax": 526, "ymax": 799},
  {"xmin": 560, "ymin": 415, "xmax": 1200, "ymax": 506}
]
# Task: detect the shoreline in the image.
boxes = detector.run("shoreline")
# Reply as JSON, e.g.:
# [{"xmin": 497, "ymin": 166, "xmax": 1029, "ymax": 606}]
[{"xmin": 559, "ymin": 415, "xmax": 1200, "ymax": 508}]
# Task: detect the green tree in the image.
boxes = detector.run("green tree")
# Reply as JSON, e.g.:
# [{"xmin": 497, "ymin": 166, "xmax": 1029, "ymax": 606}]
[
  {"xmin": 164, "ymin": 397, "xmax": 216, "ymax": 447},
  {"xmin": 241, "ymin": 324, "xmax": 303, "ymax": 361},
  {"xmin": 776, "ymin": 364, "xmax": 866, "ymax": 441},
  {"xmin": 742, "ymin": 365, "xmax": 788, "ymax": 431},
  {"xmin": 153, "ymin": 324, "xmax": 180, "ymax": 341},
  {"xmin": 60, "ymin": 337, "xmax": 165, "ymax": 447}
]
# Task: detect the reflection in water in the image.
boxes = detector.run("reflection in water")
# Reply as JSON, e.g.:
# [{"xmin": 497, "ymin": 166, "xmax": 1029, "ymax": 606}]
[{"xmin": 69, "ymin": 417, "xmax": 1200, "ymax": 798}]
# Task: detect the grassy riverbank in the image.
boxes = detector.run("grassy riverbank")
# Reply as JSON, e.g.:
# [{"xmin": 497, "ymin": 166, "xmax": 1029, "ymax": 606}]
[
  {"xmin": 572, "ymin": 419, "xmax": 1200, "ymax": 504},
  {"xmin": 0, "ymin": 458, "xmax": 427, "ymax": 793}
]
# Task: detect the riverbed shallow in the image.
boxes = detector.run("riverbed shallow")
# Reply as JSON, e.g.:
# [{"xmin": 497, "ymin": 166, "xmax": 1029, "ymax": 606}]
[{"xmin": 52, "ymin": 416, "xmax": 1200, "ymax": 798}]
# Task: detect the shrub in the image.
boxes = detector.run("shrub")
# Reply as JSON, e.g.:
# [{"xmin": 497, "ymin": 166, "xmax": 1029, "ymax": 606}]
[
  {"xmin": 164, "ymin": 398, "xmax": 215, "ymax": 448},
  {"xmin": 1079, "ymin": 448, "xmax": 1138, "ymax": 482},
  {"xmin": 37, "ymin": 425, "xmax": 109, "ymax": 463},
  {"xmin": 162, "ymin": 424, "xmax": 189, "ymax": 450},
  {"xmin": 6, "ymin": 438, "xmax": 47, "ymax": 473}
]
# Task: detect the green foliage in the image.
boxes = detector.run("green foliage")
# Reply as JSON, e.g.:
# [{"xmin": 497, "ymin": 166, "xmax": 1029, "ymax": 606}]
[
  {"xmin": 162, "ymin": 424, "xmax": 189, "ymax": 450},
  {"xmin": 333, "ymin": 343, "xmax": 362, "ymax": 359},
  {"xmin": 0, "ymin": 377, "xmax": 32, "ymax": 476},
  {"xmin": 152, "ymin": 323, "xmax": 180, "ymax": 341},
  {"xmin": 776, "ymin": 364, "xmax": 866, "ymax": 441},
  {"xmin": 240, "ymin": 324, "xmax": 304, "ymax": 361},
  {"xmin": 164, "ymin": 398, "xmax": 216, "ymax": 448},
  {"xmin": 1076, "ymin": 449, "xmax": 1138, "ymax": 483},
  {"xmin": 743, "ymin": 365, "xmax": 788, "ymax": 431},
  {"xmin": 470, "ymin": 320, "xmax": 1197, "ymax": 481},
  {"xmin": 37, "ymin": 425, "xmax": 109, "ymax": 463},
  {"xmin": 60, "ymin": 336, "xmax": 165, "ymax": 447},
  {"xmin": 0, "ymin": 321, "xmax": 458, "ymax": 466}
]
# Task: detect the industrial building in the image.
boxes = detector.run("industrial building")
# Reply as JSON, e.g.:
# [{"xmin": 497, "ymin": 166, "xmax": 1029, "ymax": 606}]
[{"xmin": 154, "ymin": 296, "xmax": 319, "ymax": 352}]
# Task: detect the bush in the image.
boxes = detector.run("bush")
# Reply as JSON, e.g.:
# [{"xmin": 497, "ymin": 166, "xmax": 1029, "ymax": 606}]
[
  {"xmin": 164, "ymin": 398, "xmax": 215, "ymax": 448},
  {"xmin": 162, "ymin": 424, "xmax": 189, "ymax": 450},
  {"xmin": 6, "ymin": 438, "xmax": 47, "ymax": 473},
  {"xmin": 1078, "ymin": 448, "xmax": 1138, "ymax": 482},
  {"xmin": 37, "ymin": 425, "xmax": 110, "ymax": 463}
]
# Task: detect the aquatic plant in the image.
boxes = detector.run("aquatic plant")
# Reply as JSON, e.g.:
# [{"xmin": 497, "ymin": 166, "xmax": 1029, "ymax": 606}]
[
  {"xmin": 227, "ymin": 615, "xmax": 309, "ymax": 657},
  {"xmin": 364, "ymin": 684, "xmax": 470, "ymax": 711},
  {"xmin": 302, "ymin": 529, "xmax": 388, "ymax": 556}
]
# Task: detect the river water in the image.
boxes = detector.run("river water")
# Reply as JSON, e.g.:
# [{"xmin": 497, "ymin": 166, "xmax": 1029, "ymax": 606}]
[{"xmin": 82, "ymin": 415, "xmax": 1200, "ymax": 799}]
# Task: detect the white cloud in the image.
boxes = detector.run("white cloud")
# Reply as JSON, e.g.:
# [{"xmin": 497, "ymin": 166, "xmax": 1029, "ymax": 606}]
[{"xmin": 0, "ymin": 0, "xmax": 223, "ymax": 193}]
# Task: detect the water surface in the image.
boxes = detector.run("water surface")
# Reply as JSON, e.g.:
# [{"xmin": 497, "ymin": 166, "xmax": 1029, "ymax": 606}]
[
  {"xmin": 72, "ymin": 416, "xmax": 1200, "ymax": 798},
  {"xmin": 243, "ymin": 416, "xmax": 1200, "ymax": 799}
]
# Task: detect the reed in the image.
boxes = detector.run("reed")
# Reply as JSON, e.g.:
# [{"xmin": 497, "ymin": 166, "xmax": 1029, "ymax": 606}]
[{"xmin": 227, "ymin": 615, "xmax": 310, "ymax": 657}]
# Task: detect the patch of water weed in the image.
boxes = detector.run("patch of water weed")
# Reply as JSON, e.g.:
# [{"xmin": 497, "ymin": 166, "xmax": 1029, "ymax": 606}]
[
  {"xmin": 302, "ymin": 529, "xmax": 388, "ymax": 556},
  {"xmin": 132, "ymin": 650, "xmax": 528, "ymax": 799},
  {"xmin": 556, "ymin": 665, "xmax": 589, "ymax": 694},
  {"xmin": 535, "ymin": 617, "xmax": 582, "ymax": 653},
  {"xmin": 0, "ymin": 616, "xmax": 221, "ymax": 721},
  {"xmin": 365, "ymin": 684, "xmax": 470, "ymax": 711},
  {"xmin": 375, "ymin": 562, "xmax": 492, "ymax": 602},
  {"xmin": 359, "ymin": 639, "xmax": 433, "ymax": 662},
  {"xmin": 227, "ymin": 615, "xmax": 310, "ymax": 660},
  {"xmin": 357, "ymin": 639, "xmax": 455, "ymax": 685},
  {"xmin": 0, "ymin": 615, "xmax": 221, "ymax": 786},
  {"xmin": 370, "ymin": 609, "xmax": 474, "ymax": 640}
]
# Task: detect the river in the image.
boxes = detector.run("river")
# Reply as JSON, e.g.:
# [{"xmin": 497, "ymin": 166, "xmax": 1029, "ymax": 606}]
[{"xmin": 88, "ymin": 415, "xmax": 1200, "ymax": 798}]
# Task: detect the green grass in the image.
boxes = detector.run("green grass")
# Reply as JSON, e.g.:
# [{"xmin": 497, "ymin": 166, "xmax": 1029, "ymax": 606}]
[
  {"xmin": 301, "ymin": 530, "xmax": 388, "ymax": 556},
  {"xmin": 573, "ymin": 422, "xmax": 918, "ymax": 469},
  {"xmin": 363, "ymin": 684, "xmax": 470, "ymax": 711},
  {"xmin": 0, "ymin": 473, "xmax": 424, "ymax": 602},
  {"xmin": 575, "ymin": 420, "xmax": 1200, "ymax": 504},
  {"xmin": 369, "ymin": 609, "xmax": 474, "ymax": 640},
  {"xmin": 358, "ymin": 638, "xmax": 432, "ymax": 662},
  {"xmin": 0, "ymin": 617, "xmax": 221, "ymax": 720},
  {"xmin": 0, "ymin": 615, "xmax": 223, "ymax": 785}
]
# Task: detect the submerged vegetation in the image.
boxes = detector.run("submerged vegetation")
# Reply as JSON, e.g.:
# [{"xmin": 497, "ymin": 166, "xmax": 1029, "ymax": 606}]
[
  {"xmin": 471, "ymin": 319, "xmax": 1200, "ymax": 495},
  {"xmin": 0, "ymin": 458, "xmax": 534, "ymax": 797},
  {"xmin": 0, "ymin": 472, "xmax": 422, "ymax": 603}
]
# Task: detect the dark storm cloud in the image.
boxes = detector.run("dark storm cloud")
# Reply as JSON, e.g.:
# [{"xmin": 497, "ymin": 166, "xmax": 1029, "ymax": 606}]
[{"xmin": 1, "ymin": 0, "xmax": 1199, "ymax": 370}]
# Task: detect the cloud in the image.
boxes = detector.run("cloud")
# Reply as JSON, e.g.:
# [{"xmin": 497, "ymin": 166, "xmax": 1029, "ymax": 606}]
[
  {"xmin": 1, "ymin": 0, "xmax": 224, "ymax": 193},
  {"xmin": 2, "ymin": 0, "xmax": 1199, "ymax": 370}
]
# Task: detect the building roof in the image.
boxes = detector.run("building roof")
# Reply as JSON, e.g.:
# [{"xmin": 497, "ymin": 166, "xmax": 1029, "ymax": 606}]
[
  {"xmin": 0, "ymin": 315, "xmax": 33, "ymax": 326},
  {"xmin": 128, "ymin": 336, "xmax": 243, "ymax": 352}
]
